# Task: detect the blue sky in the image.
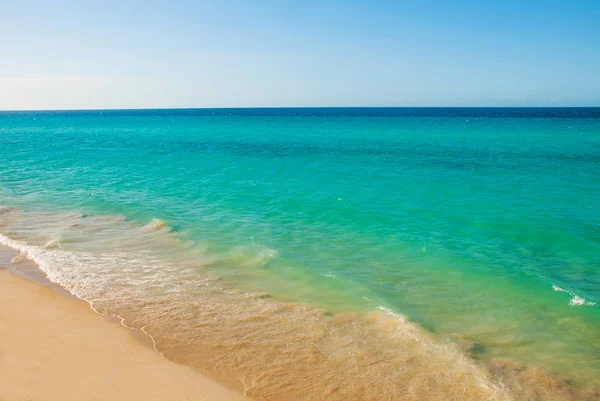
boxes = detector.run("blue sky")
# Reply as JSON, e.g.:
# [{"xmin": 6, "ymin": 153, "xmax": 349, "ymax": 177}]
[{"xmin": 1, "ymin": 0, "xmax": 599, "ymax": 109}]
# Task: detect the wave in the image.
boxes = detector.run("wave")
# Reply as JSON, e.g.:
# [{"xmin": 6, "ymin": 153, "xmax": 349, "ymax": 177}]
[
  {"xmin": 144, "ymin": 218, "xmax": 169, "ymax": 231},
  {"xmin": 1, "ymin": 206, "xmax": 597, "ymax": 401},
  {"xmin": 552, "ymin": 285, "xmax": 597, "ymax": 307}
]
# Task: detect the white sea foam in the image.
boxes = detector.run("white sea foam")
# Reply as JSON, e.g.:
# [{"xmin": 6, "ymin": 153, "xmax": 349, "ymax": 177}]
[
  {"xmin": 0, "ymin": 206, "xmax": 585, "ymax": 400},
  {"xmin": 44, "ymin": 238, "xmax": 61, "ymax": 249},
  {"xmin": 552, "ymin": 284, "xmax": 597, "ymax": 307},
  {"xmin": 0, "ymin": 209, "xmax": 199, "ymax": 305},
  {"xmin": 11, "ymin": 252, "xmax": 30, "ymax": 264},
  {"xmin": 144, "ymin": 218, "xmax": 169, "ymax": 231},
  {"xmin": 377, "ymin": 305, "xmax": 408, "ymax": 323}
]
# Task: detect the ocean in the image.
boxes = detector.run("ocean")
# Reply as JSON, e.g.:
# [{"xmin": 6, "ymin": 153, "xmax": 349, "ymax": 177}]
[{"xmin": 1, "ymin": 108, "xmax": 599, "ymax": 400}]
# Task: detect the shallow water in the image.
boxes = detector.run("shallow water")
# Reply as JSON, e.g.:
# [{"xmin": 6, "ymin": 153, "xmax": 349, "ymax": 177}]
[{"xmin": 1, "ymin": 108, "xmax": 599, "ymax": 400}]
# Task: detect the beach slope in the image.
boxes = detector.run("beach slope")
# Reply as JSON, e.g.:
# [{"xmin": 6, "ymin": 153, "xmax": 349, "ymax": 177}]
[{"xmin": 0, "ymin": 269, "xmax": 244, "ymax": 401}]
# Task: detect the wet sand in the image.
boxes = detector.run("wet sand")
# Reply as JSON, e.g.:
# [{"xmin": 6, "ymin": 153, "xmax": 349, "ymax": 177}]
[
  {"xmin": 0, "ymin": 267, "xmax": 245, "ymax": 401},
  {"xmin": 0, "ymin": 236, "xmax": 597, "ymax": 401}
]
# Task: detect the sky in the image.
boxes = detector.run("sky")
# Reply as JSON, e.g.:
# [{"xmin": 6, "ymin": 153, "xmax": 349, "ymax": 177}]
[{"xmin": 1, "ymin": 0, "xmax": 599, "ymax": 109}]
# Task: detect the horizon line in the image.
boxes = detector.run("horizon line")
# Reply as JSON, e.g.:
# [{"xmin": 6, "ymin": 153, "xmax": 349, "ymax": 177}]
[{"xmin": 1, "ymin": 105, "xmax": 600, "ymax": 113}]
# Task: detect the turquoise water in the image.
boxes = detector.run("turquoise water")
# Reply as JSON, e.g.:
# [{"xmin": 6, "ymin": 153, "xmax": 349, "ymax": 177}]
[{"xmin": 1, "ymin": 108, "xmax": 599, "ymax": 400}]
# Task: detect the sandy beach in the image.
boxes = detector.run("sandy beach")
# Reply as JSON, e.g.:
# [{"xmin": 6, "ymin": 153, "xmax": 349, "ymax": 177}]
[{"xmin": 0, "ymin": 261, "xmax": 244, "ymax": 401}]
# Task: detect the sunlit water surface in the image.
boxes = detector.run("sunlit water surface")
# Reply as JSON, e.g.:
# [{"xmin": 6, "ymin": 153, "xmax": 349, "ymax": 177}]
[{"xmin": 1, "ymin": 108, "xmax": 599, "ymax": 400}]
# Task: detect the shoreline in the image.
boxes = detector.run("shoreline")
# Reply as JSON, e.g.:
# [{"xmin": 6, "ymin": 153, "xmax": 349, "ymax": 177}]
[
  {"xmin": 0, "ymin": 245, "xmax": 158, "ymax": 350},
  {"xmin": 1, "ymin": 229, "xmax": 597, "ymax": 401},
  {"xmin": 0, "ymin": 246, "xmax": 246, "ymax": 401}
]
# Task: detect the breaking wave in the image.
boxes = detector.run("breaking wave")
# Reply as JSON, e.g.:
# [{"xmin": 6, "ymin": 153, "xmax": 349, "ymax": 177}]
[{"xmin": 552, "ymin": 285, "xmax": 597, "ymax": 307}]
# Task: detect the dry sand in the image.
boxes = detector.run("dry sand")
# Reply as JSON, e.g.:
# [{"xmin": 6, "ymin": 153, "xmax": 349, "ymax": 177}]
[{"xmin": 0, "ymin": 267, "xmax": 245, "ymax": 401}]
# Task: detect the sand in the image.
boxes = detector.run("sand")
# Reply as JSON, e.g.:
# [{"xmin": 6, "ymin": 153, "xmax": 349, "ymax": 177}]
[{"xmin": 0, "ymin": 267, "xmax": 245, "ymax": 401}]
